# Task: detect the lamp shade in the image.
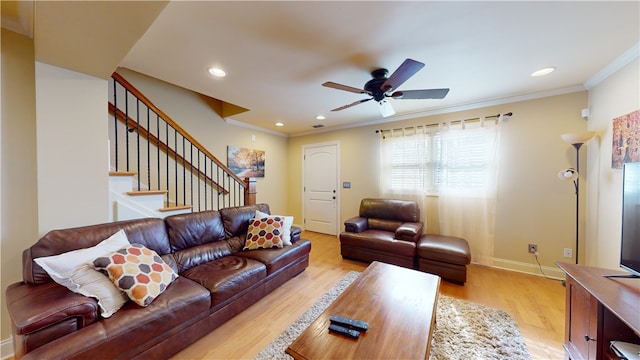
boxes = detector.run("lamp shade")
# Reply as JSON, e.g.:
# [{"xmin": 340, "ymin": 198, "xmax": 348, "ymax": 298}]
[
  {"xmin": 558, "ymin": 168, "xmax": 579, "ymax": 181},
  {"xmin": 378, "ymin": 99, "xmax": 396, "ymax": 117},
  {"xmin": 561, "ymin": 132, "xmax": 595, "ymax": 145}
]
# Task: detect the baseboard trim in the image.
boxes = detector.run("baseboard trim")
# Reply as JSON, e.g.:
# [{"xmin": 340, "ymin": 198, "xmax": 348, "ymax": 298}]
[
  {"xmin": 1, "ymin": 337, "xmax": 13, "ymax": 360},
  {"xmin": 491, "ymin": 257, "xmax": 566, "ymax": 280}
]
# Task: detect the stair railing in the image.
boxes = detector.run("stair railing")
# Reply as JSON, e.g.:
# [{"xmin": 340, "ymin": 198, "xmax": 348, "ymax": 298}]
[{"xmin": 109, "ymin": 72, "xmax": 253, "ymax": 211}]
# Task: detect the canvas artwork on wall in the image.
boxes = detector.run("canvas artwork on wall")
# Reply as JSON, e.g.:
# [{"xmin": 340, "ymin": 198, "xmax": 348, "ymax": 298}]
[
  {"xmin": 612, "ymin": 109, "xmax": 640, "ymax": 169},
  {"xmin": 227, "ymin": 146, "xmax": 265, "ymax": 177}
]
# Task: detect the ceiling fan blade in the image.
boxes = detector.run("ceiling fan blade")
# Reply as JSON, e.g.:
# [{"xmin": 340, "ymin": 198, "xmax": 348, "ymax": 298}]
[
  {"xmin": 381, "ymin": 58, "xmax": 425, "ymax": 92},
  {"xmin": 391, "ymin": 88, "xmax": 450, "ymax": 100},
  {"xmin": 322, "ymin": 81, "xmax": 366, "ymax": 94},
  {"xmin": 330, "ymin": 98, "xmax": 372, "ymax": 111}
]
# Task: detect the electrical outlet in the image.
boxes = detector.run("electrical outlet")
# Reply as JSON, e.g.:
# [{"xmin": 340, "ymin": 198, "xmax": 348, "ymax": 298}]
[
  {"xmin": 564, "ymin": 248, "xmax": 573, "ymax": 258},
  {"xmin": 528, "ymin": 244, "xmax": 537, "ymax": 253}
]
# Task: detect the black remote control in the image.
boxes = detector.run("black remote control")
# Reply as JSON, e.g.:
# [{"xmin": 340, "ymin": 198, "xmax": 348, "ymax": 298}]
[
  {"xmin": 328, "ymin": 323, "xmax": 360, "ymax": 339},
  {"xmin": 330, "ymin": 315, "xmax": 369, "ymax": 332}
]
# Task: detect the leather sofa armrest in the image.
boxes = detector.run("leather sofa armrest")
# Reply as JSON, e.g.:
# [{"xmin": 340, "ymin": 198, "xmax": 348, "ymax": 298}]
[
  {"xmin": 395, "ymin": 222, "xmax": 424, "ymax": 242},
  {"xmin": 290, "ymin": 226, "xmax": 302, "ymax": 243},
  {"xmin": 6, "ymin": 281, "xmax": 99, "ymax": 336},
  {"xmin": 344, "ymin": 217, "xmax": 368, "ymax": 233}
]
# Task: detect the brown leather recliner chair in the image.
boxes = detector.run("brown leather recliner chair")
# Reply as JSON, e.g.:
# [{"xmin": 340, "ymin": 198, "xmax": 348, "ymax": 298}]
[
  {"xmin": 339, "ymin": 198, "xmax": 423, "ymax": 269},
  {"xmin": 340, "ymin": 198, "xmax": 471, "ymax": 284}
]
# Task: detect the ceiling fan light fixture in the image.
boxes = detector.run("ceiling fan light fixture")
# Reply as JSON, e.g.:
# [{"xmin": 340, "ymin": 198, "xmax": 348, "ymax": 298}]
[
  {"xmin": 378, "ymin": 99, "xmax": 395, "ymax": 117},
  {"xmin": 531, "ymin": 67, "xmax": 556, "ymax": 77},
  {"xmin": 316, "ymin": 115, "xmax": 325, "ymax": 120},
  {"xmin": 275, "ymin": 122, "xmax": 284, "ymax": 127}
]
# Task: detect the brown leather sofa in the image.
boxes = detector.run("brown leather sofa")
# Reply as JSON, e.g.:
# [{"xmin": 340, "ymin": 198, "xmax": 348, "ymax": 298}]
[
  {"xmin": 340, "ymin": 198, "xmax": 470, "ymax": 284},
  {"xmin": 5, "ymin": 204, "xmax": 310, "ymax": 359}
]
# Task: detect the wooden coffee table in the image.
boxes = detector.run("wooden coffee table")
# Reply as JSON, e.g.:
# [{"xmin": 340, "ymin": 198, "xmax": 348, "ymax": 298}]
[{"xmin": 286, "ymin": 261, "xmax": 440, "ymax": 360}]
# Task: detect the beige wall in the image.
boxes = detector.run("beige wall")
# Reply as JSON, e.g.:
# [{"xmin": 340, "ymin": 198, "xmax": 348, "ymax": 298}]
[
  {"xmin": 289, "ymin": 92, "xmax": 590, "ymax": 277},
  {"xmin": 586, "ymin": 58, "xmax": 640, "ymax": 270},
  {"xmin": 116, "ymin": 68, "xmax": 291, "ymax": 215},
  {"xmin": 35, "ymin": 62, "xmax": 111, "ymax": 233},
  {"xmin": 1, "ymin": 29, "xmax": 39, "ymax": 351}
]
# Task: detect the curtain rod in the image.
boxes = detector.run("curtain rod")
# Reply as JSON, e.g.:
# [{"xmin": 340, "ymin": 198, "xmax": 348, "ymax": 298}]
[{"xmin": 374, "ymin": 112, "xmax": 513, "ymax": 135}]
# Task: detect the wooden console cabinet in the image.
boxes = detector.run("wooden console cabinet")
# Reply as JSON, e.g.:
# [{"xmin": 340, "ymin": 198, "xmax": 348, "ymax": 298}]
[{"xmin": 557, "ymin": 262, "xmax": 640, "ymax": 360}]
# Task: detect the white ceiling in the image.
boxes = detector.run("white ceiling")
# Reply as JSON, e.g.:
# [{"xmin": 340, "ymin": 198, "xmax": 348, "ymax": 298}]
[{"xmin": 4, "ymin": 1, "xmax": 639, "ymax": 136}]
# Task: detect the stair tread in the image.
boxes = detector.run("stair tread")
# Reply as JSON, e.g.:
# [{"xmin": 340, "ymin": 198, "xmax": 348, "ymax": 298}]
[
  {"xmin": 109, "ymin": 171, "xmax": 137, "ymax": 177},
  {"xmin": 159, "ymin": 205, "xmax": 193, "ymax": 212},
  {"xmin": 126, "ymin": 190, "xmax": 168, "ymax": 196}
]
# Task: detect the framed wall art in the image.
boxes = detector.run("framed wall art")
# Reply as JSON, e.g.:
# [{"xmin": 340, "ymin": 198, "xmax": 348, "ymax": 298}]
[
  {"xmin": 227, "ymin": 146, "xmax": 265, "ymax": 177},
  {"xmin": 612, "ymin": 109, "xmax": 640, "ymax": 169}
]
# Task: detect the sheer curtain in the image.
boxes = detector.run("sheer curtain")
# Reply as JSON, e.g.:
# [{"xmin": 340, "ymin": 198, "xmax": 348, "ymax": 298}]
[
  {"xmin": 379, "ymin": 119, "xmax": 502, "ymax": 265},
  {"xmin": 438, "ymin": 119, "xmax": 501, "ymax": 265},
  {"xmin": 379, "ymin": 128, "xmax": 429, "ymax": 220}
]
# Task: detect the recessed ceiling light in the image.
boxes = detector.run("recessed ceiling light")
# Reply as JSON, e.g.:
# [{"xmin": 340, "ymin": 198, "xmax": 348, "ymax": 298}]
[
  {"xmin": 208, "ymin": 67, "xmax": 226, "ymax": 77},
  {"xmin": 316, "ymin": 115, "xmax": 325, "ymax": 120},
  {"xmin": 531, "ymin": 67, "xmax": 556, "ymax": 77},
  {"xmin": 275, "ymin": 122, "xmax": 284, "ymax": 127}
]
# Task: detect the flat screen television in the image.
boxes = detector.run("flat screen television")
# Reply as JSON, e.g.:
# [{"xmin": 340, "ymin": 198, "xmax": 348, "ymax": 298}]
[{"xmin": 619, "ymin": 161, "xmax": 640, "ymax": 277}]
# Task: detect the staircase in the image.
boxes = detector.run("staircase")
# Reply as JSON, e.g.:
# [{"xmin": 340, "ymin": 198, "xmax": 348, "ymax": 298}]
[
  {"xmin": 108, "ymin": 171, "xmax": 191, "ymax": 221},
  {"xmin": 108, "ymin": 72, "xmax": 254, "ymax": 221}
]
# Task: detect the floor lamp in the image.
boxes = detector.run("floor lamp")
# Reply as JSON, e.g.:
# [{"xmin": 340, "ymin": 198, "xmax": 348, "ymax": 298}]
[{"xmin": 558, "ymin": 131, "xmax": 595, "ymax": 264}]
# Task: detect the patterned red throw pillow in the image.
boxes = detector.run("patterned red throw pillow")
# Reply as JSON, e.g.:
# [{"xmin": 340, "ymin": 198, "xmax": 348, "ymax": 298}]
[
  {"xmin": 244, "ymin": 217, "xmax": 285, "ymax": 250},
  {"xmin": 93, "ymin": 244, "xmax": 178, "ymax": 307}
]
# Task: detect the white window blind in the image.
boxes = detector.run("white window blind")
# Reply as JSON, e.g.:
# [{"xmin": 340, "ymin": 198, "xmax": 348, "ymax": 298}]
[{"xmin": 381, "ymin": 120, "xmax": 499, "ymax": 196}]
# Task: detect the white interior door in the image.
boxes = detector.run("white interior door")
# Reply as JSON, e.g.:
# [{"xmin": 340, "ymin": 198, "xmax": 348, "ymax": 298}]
[{"xmin": 303, "ymin": 142, "xmax": 339, "ymax": 235}]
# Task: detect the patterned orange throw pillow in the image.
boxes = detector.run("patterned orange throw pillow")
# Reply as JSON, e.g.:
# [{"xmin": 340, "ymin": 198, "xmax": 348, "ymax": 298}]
[
  {"xmin": 93, "ymin": 244, "xmax": 178, "ymax": 306},
  {"xmin": 244, "ymin": 217, "xmax": 285, "ymax": 250}
]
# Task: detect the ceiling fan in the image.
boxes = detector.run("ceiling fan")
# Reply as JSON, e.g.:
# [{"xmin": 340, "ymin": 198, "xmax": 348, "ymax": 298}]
[{"xmin": 323, "ymin": 58, "xmax": 449, "ymax": 117}]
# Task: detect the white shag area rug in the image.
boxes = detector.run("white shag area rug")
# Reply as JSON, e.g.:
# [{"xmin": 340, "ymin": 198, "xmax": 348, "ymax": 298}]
[{"xmin": 255, "ymin": 271, "xmax": 531, "ymax": 360}]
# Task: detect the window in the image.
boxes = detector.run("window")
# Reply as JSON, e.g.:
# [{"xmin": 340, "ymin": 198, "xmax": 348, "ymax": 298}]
[{"xmin": 381, "ymin": 120, "xmax": 499, "ymax": 196}]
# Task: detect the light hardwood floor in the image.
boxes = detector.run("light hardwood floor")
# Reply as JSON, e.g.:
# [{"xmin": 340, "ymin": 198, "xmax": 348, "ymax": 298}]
[{"xmin": 171, "ymin": 231, "xmax": 566, "ymax": 360}]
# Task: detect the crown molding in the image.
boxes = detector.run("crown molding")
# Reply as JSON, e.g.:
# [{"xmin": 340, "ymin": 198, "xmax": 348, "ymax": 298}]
[{"xmin": 583, "ymin": 42, "xmax": 640, "ymax": 90}]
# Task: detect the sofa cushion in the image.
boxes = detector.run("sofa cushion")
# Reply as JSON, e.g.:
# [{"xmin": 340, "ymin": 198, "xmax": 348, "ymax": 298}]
[
  {"xmin": 236, "ymin": 239, "xmax": 311, "ymax": 274},
  {"xmin": 165, "ymin": 210, "xmax": 226, "ymax": 251},
  {"xmin": 93, "ymin": 244, "xmax": 178, "ymax": 307},
  {"xmin": 219, "ymin": 204, "xmax": 270, "ymax": 239},
  {"xmin": 244, "ymin": 217, "xmax": 285, "ymax": 250},
  {"xmin": 368, "ymin": 218, "xmax": 403, "ymax": 232},
  {"xmin": 339, "ymin": 230, "xmax": 416, "ymax": 257},
  {"xmin": 172, "ymin": 241, "xmax": 233, "ymax": 273},
  {"xmin": 181, "ymin": 256, "xmax": 266, "ymax": 307},
  {"xmin": 24, "ymin": 218, "xmax": 171, "ymax": 285},
  {"xmin": 359, "ymin": 198, "xmax": 421, "ymax": 222},
  {"xmin": 33, "ymin": 230, "xmax": 130, "ymax": 317}
]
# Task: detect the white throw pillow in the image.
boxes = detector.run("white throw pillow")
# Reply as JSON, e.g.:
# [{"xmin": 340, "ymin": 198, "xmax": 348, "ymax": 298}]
[
  {"xmin": 34, "ymin": 229, "xmax": 130, "ymax": 317},
  {"xmin": 256, "ymin": 210, "xmax": 294, "ymax": 246}
]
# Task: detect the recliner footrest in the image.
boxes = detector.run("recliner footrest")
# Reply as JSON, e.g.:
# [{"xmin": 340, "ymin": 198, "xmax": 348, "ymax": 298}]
[
  {"xmin": 417, "ymin": 234, "xmax": 471, "ymax": 284},
  {"xmin": 417, "ymin": 235, "xmax": 471, "ymax": 265}
]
